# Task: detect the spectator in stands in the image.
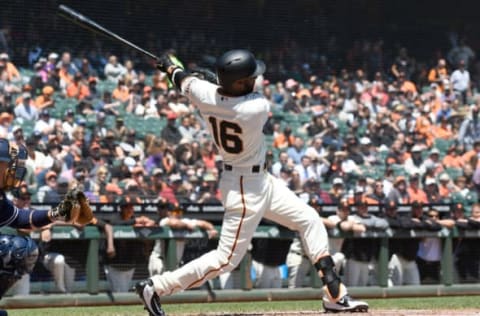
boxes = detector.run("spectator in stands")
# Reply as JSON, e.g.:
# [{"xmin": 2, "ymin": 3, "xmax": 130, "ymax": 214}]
[
  {"xmin": 424, "ymin": 178, "xmax": 444, "ymax": 203},
  {"xmin": 447, "ymin": 38, "xmax": 475, "ymax": 70},
  {"xmin": 421, "ymin": 148, "xmax": 444, "ymax": 177},
  {"xmin": 271, "ymin": 151, "xmax": 290, "ymax": 178},
  {"xmin": 458, "ymin": 102, "xmax": 480, "ymax": 150},
  {"xmin": 104, "ymin": 55, "xmax": 126, "ymax": 83},
  {"xmin": 14, "ymin": 92, "xmax": 38, "ymax": 123},
  {"xmin": 343, "ymin": 200, "xmax": 389, "ymax": 286},
  {"xmin": 428, "ymin": 58, "xmax": 449, "ymax": 85},
  {"xmin": 442, "ymin": 144, "xmax": 463, "ymax": 169},
  {"xmin": 66, "ymin": 73, "xmax": 90, "ymax": 100},
  {"xmin": 294, "ymin": 155, "xmax": 314, "ymax": 185},
  {"xmin": 0, "ymin": 52, "xmax": 20, "ymax": 82},
  {"xmin": 33, "ymin": 109, "xmax": 55, "ymax": 139},
  {"xmin": 387, "ymin": 176, "xmax": 410, "ymax": 204},
  {"xmin": 161, "ymin": 112, "xmax": 182, "ymax": 145},
  {"xmin": 406, "ymin": 173, "xmax": 428, "ymax": 204},
  {"xmin": 34, "ymin": 85, "xmax": 55, "ymax": 111},
  {"xmin": 450, "ymin": 60, "xmax": 471, "ymax": 106},
  {"xmin": 450, "ymin": 175, "xmax": 478, "ymax": 215},
  {"xmin": 273, "ymin": 126, "xmax": 294, "ymax": 149},
  {"xmin": 391, "ymin": 47, "xmax": 414, "ymax": 80},
  {"xmin": 329, "ymin": 177, "xmax": 345, "ymax": 204},
  {"xmin": 112, "ymin": 79, "xmax": 130, "ymax": 103},
  {"xmin": 10, "ymin": 125, "xmax": 25, "ymax": 147},
  {"xmin": 37, "ymin": 170, "xmax": 59, "ymax": 203},
  {"xmin": 119, "ymin": 128, "xmax": 142, "ymax": 158},
  {"xmin": 365, "ymin": 180, "xmax": 388, "ymax": 205}
]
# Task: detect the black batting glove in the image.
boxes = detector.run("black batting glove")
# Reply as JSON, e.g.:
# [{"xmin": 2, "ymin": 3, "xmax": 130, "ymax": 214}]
[{"xmin": 156, "ymin": 54, "xmax": 182, "ymax": 73}]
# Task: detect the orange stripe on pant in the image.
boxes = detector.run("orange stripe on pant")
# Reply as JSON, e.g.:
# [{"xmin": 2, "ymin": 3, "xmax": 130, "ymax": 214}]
[{"xmin": 186, "ymin": 176, "xmax": 247, "ymax": 289}]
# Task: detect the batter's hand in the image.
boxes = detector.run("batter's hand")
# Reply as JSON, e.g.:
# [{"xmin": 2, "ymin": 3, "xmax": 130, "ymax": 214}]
[
  {"xmin": 157, "ymin": 53, "xmax": 184, "ymax": 74},
  {"xmin": 191, "ymin": 67, "xmax": 218, "ymax": 84}
]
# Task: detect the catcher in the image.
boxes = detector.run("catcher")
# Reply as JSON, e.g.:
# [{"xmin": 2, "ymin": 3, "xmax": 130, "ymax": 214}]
[{"xmin": 0, "ymin": 138, "xmax": 93, "ymax": 315}]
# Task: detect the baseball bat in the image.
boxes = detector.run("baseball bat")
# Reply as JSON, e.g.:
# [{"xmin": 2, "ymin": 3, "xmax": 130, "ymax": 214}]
[{"xmin": 57, "ymin": 4, "xmax": 159, "ymax": 61}]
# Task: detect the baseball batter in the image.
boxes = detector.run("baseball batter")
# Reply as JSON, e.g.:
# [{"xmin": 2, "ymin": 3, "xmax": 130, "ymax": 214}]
[{"xmin": 136, "ymin": 50, "xmax": 368, "ymax": 315}]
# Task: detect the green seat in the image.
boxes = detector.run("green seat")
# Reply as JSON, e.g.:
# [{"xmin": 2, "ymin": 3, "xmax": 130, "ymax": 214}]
[
  {"xmin": 445, "ymin": 167, "xmax": 463, "ymax": 181},
  {"xmin": 434, "ymin": 138, "xmax": 454, "ymax": 155}
]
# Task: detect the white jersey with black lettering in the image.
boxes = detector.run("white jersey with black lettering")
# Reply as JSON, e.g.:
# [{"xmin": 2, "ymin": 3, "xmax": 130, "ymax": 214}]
[{"xmin": 181, "ymin": 77, "xmax": 269, "ymax": 167}]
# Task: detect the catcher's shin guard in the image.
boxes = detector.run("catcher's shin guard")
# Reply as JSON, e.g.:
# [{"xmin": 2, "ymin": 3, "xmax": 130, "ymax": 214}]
[{"xmin": 314, "ymin": 255, "xmax": 346, "ymax": 302}]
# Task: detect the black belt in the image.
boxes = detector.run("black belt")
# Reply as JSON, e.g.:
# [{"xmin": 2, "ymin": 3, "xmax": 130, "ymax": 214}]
[{"xmin": 224, "ymin": 163, "xmax": 266, "ymax": 173}]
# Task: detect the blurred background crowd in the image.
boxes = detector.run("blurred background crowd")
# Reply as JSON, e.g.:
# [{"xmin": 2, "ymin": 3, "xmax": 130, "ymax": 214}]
[{"xmin": 0, "ymin": 35, "xmax": 480, "ymax": 215}]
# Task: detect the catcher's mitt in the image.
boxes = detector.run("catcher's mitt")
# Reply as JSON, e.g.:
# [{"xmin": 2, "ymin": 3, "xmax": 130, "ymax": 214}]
[{"xmin": 52, "ymin": 189, "xmax": 94, "ymax": 225}]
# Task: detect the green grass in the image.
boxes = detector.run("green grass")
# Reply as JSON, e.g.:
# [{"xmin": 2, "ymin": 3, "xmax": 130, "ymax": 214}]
[{"xmin": 7, "ymin": 296, "xmax": 480, "ymax": 315}]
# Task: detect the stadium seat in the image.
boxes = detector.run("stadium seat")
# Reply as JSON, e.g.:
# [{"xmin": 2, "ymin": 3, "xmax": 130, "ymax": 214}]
[
  {"xmin": 445, "ymin": 167, "xmax": 463, "ymax": 181},
  {"xmin": 434, "ymin": 139, "xmax": 454, "ymax": 155}
]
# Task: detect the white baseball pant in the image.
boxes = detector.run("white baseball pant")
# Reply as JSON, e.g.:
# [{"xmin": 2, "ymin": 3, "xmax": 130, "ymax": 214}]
[
  {"xmin": 43, "ymin": 253, "xmax": 75, "ymax": 293},
  {"xmin": 150, "ymin": 171, "xmax": 329, "ymax": 295},
  {"xmin": 104, "ymin": 265, "xmax": 135, "ymax": 293},
  {"xmin": 388, "ymin": 254, "xmax": 420, "ymax": 286},
  {"xmin": 8, "ymin": 274, "xmax": 30, "ymax": 295},
  {"xmin": 251, "ymin": 259, "xmax": 282, "ymax": 288}
]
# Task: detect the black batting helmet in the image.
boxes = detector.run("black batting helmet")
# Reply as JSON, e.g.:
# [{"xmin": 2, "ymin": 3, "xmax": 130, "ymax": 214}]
[{"xmin": 215, "ymin": 49, "xmax": 266, "ymax": 87}]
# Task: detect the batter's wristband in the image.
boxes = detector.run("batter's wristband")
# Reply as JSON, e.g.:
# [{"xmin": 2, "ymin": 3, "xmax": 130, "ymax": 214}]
[{"xmin": 170, "ymin": 67, "xmax": 188, "ymax": 88}]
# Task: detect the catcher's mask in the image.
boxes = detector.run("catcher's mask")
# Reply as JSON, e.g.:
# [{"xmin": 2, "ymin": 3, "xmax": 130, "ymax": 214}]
[{"xmin": 0, "ymin": 138, "xmax": 27, "ymax": 191}]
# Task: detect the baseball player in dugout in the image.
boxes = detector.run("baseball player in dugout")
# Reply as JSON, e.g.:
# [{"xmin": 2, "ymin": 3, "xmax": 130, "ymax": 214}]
[
  {"xmin": 135, "ymin": 50, "xmax": 368, "ymax": 315},
  {"xmin": 0, "ymin": 138, "xmax": 93, "ymax": 316}
]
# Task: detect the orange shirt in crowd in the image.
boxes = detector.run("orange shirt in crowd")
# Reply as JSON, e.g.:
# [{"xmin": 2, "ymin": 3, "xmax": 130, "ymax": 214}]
[
  {"xmin": 4, "ymin": 62, "xmax": 21, "ymax": 81},
  {"xmin": 438, "ymin": 184, "xmax": 452, "ymax": 199},
  {"xmin": 428, "ymin": 67, "xmax": 448, "ymax": 83},
  {"xmin": 112, "ymin": 86, "xmax": 130, "ymax": 102},
  {"xmin": 202, "ymin": 153, "xmax": 216, "ymax": 170},
  {"xmin": 462, "ymin": 150, "xmax": 478, "ymax": 166},
  {"xmin": 59, "ymin": 68, "xmax": 73, "ymax": 86},
  {"xmin": 432, "ymin": 125, "xmax": 453, "ymax": 140},
  {"xmin": 407, "ymin": 187, "xmax": 428, "ymax": 204},
  {"xmin": 400, "ymin": 80, "xmax": 417, "ymax": 95},
  {"xmin": 442, "ymin": 153, "xmax": 463, "ymax": 169},
  {"xmin": 66, "ymin": 82, "xmax": 90, "ymax": 100},
  {"xmin": 415, "ymin": 115, "xmax": 433, "ymax": 146},
  {"xmin": 273, "ymin": 134, "xmax": 295, "ymax": 149}
]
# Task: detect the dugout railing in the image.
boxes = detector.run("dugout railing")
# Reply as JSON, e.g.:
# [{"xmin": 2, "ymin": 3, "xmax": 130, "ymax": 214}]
[
  {"xmin": 0, "ymin": 204, "xmax": 474, "ymax": 294},
  {"xmin": 0, "ymin": 218, "xmax": 476, "ymax": 294}
]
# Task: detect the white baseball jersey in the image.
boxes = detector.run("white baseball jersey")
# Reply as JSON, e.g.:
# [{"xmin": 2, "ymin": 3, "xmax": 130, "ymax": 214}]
[
  {"xmin": 150, "ymin": 76, "xmax": 330, "ymax": 296},
  {"xmin": 182, "ymin": 77, "xmax": 269, "ymax": 167}
]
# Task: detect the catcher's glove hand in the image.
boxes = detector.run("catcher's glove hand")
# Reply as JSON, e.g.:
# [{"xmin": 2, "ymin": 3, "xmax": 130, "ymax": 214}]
[{"xmin": 50, "ymin": 189, "xmax": 94, "ymax": 225}]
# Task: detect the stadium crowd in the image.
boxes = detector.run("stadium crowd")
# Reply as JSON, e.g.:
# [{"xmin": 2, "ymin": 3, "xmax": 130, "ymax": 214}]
[{"xmin": 2, "ymin": 34, "xmax": 480, "ymax": 291}]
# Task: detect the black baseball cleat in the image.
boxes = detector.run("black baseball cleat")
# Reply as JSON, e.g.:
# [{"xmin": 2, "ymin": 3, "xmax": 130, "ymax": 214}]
[
  {"xmin": 323, "ymin": 295, "xmax": 369, "ymax": 313},
  {"xmin": 135, "ymin": 279, "xmax": 165, "ymax": 316}
]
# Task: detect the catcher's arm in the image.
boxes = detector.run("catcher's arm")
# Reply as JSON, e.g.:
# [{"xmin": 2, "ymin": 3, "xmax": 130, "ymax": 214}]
[{"xmin": 49, "ymin": 189, "xmax": 94, "ymax": 225}]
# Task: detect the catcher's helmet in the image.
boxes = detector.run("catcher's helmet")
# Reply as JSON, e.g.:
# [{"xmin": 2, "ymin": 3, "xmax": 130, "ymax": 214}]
[{"xmin": 215, "ymin": 49, "xmax": 265, "ymax": 87}]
